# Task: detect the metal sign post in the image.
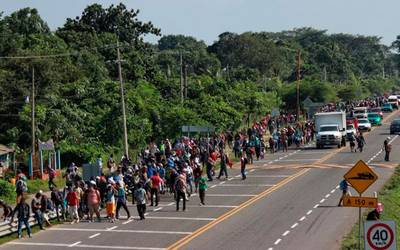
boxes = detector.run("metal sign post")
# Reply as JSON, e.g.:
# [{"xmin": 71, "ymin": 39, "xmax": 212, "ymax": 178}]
[{"xmin": 344, "ymin": 160, "xmax": 378, "ymax": 250}]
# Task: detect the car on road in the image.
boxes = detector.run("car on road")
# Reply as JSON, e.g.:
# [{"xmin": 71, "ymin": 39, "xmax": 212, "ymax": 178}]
[
  {"xmin": 353, "ymin": 107, "xmax": 368, "ymax": 118},
  {"xmin": 387, "ymin": 95, "xmax": 399, "ymax": 109},
  {"xmin": 368, "ymin": 107, "xmax": 383, "ymax": 119},
  {"xmin": 382, "ymin": 103, "xmax": 393, "ymax": 112},
  {"xmin": 357, "ymin": 118, "xmax": 372, "ymax": 131},
  {"xmin": 367, "ymin": 112, "xmax": 382, "ymax": 126},
  {"xmin": 390, "ymin": 119, "xmax": 400, "ymax": 134}
]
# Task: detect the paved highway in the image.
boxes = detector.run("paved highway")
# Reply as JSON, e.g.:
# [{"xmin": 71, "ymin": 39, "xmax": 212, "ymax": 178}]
[{"xmin": 2, "ymin": 111, "xmax": 399, "ymax": 250}]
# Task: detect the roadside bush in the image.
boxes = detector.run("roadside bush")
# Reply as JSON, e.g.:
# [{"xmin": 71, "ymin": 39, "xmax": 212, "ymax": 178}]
[{"xmin": 0, "ymin": 180, "xmax": 16, "ymax": 205}]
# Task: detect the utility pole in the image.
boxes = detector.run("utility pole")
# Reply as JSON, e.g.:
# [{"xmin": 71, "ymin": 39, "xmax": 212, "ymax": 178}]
[
  {"xmin": 296, "ymin": 50, "xmax": 301, "ymax": 121},
  {"xmin": 31, "ymin": 67, "xmax": 35, "ymax": 157},
  {"xmin": 184, "ymin": 64, "xmax": 188, "ymax": 99},
  {"xmin": 323, "ymin": 66, "xmax": 327, "ymax": 82},
  {"xmin": 180, "ymin": 51, "xmax": 184, "ymax": 104},
  {"xmin": 117, "ymin": 40, "xmax": 129, "ymax": 158}
]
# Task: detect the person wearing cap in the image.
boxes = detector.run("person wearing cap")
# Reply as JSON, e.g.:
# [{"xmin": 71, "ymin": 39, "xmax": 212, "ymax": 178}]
[
  {"xmin": 367, "ymin": 203, "xmax": 383, "ymax": 220},
  {"xmin": 384, "ymin": 137, "xmax": 392, "ymax": 161},
  {"xmin": 115, "ymin": 181, "xmax": 131, "ymax": 220},
  {"xmin": 105, "ymin": 184, "xmax": 116, "ymax": 222}
]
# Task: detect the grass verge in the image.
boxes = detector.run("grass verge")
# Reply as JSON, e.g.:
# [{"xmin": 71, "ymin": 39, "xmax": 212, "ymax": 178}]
[
  {"xmin": 27, "ymin": 176, "xmax": 66, "ymax": 195},
  {"xmin": 341, "ymin": 165, "xmax": 400, "ymax": 249}
]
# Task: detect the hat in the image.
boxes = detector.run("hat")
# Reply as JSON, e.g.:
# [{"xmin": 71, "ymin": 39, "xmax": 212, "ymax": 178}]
[
  {"xmin": 90, "ymin": 180, "xmax": 96, "ymax": 186},
  {"xmin": 376, "ymin": 202, "xmax": 384, "ymax": 213},
  {"xmin": 387, "ymin": 137, "xmax": 391, "ymax": 141}
]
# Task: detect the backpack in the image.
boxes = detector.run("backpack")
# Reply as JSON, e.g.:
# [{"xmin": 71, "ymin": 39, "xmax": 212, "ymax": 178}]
[
  {"xmin": 16, "ymin": 180, "xmax": 27, "ymax": 193},
  {"xmin": 339, "ymin": 180, "xmax": 347, "ymax": 190}
]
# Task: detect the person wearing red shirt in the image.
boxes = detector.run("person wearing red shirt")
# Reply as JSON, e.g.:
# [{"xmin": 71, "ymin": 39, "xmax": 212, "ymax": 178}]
[
  {"xmin": 66, "ymin": 187, "xmax": 79, "ymax": 224},
  {"xmin": 150, "ymin": 172, "xmax": 163, "ymax": 206}
]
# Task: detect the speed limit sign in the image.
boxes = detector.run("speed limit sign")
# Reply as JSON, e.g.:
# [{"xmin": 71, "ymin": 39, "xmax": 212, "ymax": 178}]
[{"xmin": 364, "ymin": 221, "xmax": 397, "ymax": 250}]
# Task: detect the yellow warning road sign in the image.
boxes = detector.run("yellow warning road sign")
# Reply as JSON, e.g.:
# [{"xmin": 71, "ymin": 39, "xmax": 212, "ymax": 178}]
[
  {"xmin": 344, "ymin": 160, "xmax": 378, "ymax": 195},
  {"xmin": 343, "ymin": 196, "xmax": 378, "ymax": 208}
]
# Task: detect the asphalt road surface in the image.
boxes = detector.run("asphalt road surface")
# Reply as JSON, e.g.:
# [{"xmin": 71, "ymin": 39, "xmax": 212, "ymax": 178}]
[{"xmin": 2, "ymin": 111, "xmax": 399, "ymax": 250}]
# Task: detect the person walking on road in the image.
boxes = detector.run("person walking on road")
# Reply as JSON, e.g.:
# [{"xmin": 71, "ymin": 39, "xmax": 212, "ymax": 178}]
[
  {"xmin": 217, "ymin": 151, "xmax": 228, "ymax": 180},
  {"xmin": 198, "ymin": 171, "xmax": 208, "ymax": 206},
  {"xmin": 356, "ymin": 132, "xmax": 366, "ymax": 152},
  {"xmin": 384, "ymin": 137, "xmax": 392, "ymax": 161},
  {"xmin": 66, "ymin": 186, "xmax": 79, "ymax": 224},
  {"xmin": 175, "ymin": 174, "xmax": 187, "ymax": 211},
  {"xmin": 150, "ymin": 172, "xmax": 163, "ymax": 206},
  {"xmin": 87, "ymin": 182, "xmax": 101, "ymax": 222},
  {"xmin": 10, "ymin": 197, "xmax": 31, "ymax": 239},
  {"xmin": 115, "ymin": 181, "xmax": 131, "ymax": 220},
  {"xmin": 338, "ymin": 179, "xmax": 350, "ymax": 206},
  {"xmin": 106, "ymin": 184, "xmax": 116, "ymax": 222},
  {"xmin": 240, "ymin": 152, "xmax": 248, "ymax": 180},
  {"xmin": 134, "ymin": 183, "xmax": 147, "ymax": 220}
]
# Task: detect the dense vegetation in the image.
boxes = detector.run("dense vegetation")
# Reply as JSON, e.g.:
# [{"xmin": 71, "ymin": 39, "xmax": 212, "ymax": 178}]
[{"xmin": 1, "ymin": 3, "xmax": 400, "ymax": 164}]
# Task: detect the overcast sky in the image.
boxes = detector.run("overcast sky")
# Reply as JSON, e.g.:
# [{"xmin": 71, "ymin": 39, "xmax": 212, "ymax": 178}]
[{"xmin": 2, "ymin": 0, "xmax": 398, "ymax": 45}]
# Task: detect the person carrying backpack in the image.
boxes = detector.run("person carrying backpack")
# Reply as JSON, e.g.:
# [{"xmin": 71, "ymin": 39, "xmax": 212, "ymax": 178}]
[
  {"xmin": 15, "ymin": 176, "xmax": 27, "ymax": 204},
  {"xmin": 134, "ymin": 183, "xmax": 147, "ymax": 220},
  {"xmin": 338, "ymin": 179, "xmax": 350, "ymax": 206},
  {"xmin": 175, "ymin": 174, "xmax": 187, "ymax": 211},
  {"xmin": 50, "ymin": 186, "xmax": 64, "ymax": 221},
  {"xmin": 10, "ymin": 197, "xmax": 31, "ymax": 239}
]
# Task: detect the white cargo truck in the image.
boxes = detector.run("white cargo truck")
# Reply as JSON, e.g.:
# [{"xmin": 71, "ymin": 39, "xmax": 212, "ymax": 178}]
[{"xmin": 315, "ymin": 111, "xmax": 347, "ymax": 149}]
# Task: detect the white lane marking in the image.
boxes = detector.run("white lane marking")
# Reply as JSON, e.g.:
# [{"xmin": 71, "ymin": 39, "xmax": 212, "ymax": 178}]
[
  {"xmin": 210, "ymin": 185, "xmax": 217, "ymax": 188},
  {"xmin": 268, "ymin": 248, "xmax": 273, "ymax": 250},
  {"xmin": 107, "ymin": 226, "xmax": 118, "ymax": 231},
  {"xmin": 249, "ymin": 169, "xmax": 255, "ymax": 172},
  {"xmin": 167, "ymin": 202, "xmax": 175, "ymax": 206},
  {"xmin": 274, "ymin": 159, "xmax": 279, "ymax": 162},
  {"xmin": 313, "ymin": 204, "xmax": 319, "ymax": 209},
  {"xmin": 320, "ymin": 198, "xmax": 325, "ymax": 203},
  {"xmin": 219, "ymin": 184, "xmax": 274, "ymax": 187},
  {"xmin": 330, "ymin": 189, "xmax": 336, "ymax": 194},
  {"xmin": 268, "ymin": 161, "xmax": 273, "ymax": 164},
  {"xmin": 336, "ymin": 185, "xmax": 340, "ymax": 189},
  {"xmin": 122, "ymin": 220, "xmax": 133, "ymax": 225},
  {"xmin": 274, "ymin": 239, "xmax": 282, "ymax": 245},
  {"xmin": 144, "ymin": 213, "xmax": 149, "ymax": 216},
  {"xmin": 69, "ymin": 241, "xmax": 81, "ymax": 247},
  {"xmin": 228, "ymin": 178, "xmax": 234, "ymax": 181},
  {"xmin": 235, "ymin": 174, "xmax": 241, "ymax": 178},
  {"xmin": 51, "ymin": 227, "xmax": 191, "ymax": 235},
  {"xmin": 325, "ymin": 194, "xmax": 330, "ymax": 198},
  {"xmin": 299, "ymin": 216, "xmax": 306, "ymax": 221},
  {"xmin": 306, "ymin": 210, "xmax": 313, "ymax": 215},
  {"xmin": 291, "ymin": 223, "xmax": 298, "ymax": 229},
  {"xmin": 244, "ymin": 175, "xmax": 290, "ymax": 178},
  {"xmin": 282, "ymin": 230, "xmax": 290, "ymax": 236},
  {"xmin": 220, "ymin": 181, "xmax": 226, "ymax": 185},
  {"xmin": 206, "ymin": 194, "xmax": 257, "ymax": 197},
  {"xmin": 8, "ymin": 242, "xmax": 165, "ymax": 250},
  {"xmin": 153, "ymin": 207, "xmax": 163, "ymax": 211},
  {"xmin": 89, "ymin": 233, "xmax": 101, "ymax": 239},
  {"xmin": 144, "ymin": 216, "xmax": 215, "ymax": 221}
]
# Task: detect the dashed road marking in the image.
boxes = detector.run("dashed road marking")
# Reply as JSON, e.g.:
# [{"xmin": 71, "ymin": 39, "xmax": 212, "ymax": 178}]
[
  {"xmin": 291, "ymin": 223, "xmax": 298, "ymax": 229},
  {"xmin": 69, "ymin": 241, "xmax": 81, "ymax": 247},
  {"xmin": 107, "ymin": 226, "xmax": 118, "ymax": 231},
  {"xmin": 306, "ymin": 210, "xmax": 312, "ymax": 215},
  {"xmin": 274, "ymin": 239, "xmax": 282, "ymax": 245},
  {"xmin": 313, "ymin": 204, "xmax": 319, "ymax": 209},
  {"xmin": 325, "ymin": 194, "xmax": 330, "ymax": 198},
  {"xmin": 282, "ymin": 230, "xmax": 290, "ymax": 236},
  {"xmin": 153, "ymin": 207, "xmax": 163, "ymax": 212},
  {"xmin": 320, "ymin": 198, "xmax": 325, "ymax": 203},
  {"xmin": 89, "ymin": 233, "xmax": 101, "ymax": 239},
  {"xmin": 299, "ymin": 216, "xmax": 306, "ymax": 221},
  {"xmin": 330, "ymin": 189, "xmax": 336, "ymax": 194}
]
